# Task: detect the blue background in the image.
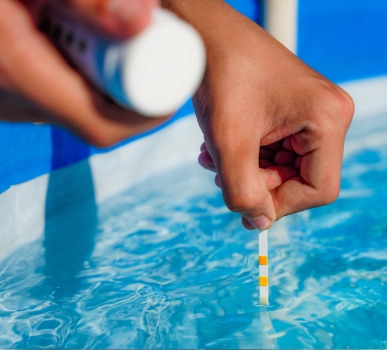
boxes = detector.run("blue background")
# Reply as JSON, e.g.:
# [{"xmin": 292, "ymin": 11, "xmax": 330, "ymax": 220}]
[
  {"xmin": 298, "ymin": 0, "xmax": 387, "ymax": 83},
  {"xmin": 1, "ymin": 0, "xmax": 386, "ymax": 194}
]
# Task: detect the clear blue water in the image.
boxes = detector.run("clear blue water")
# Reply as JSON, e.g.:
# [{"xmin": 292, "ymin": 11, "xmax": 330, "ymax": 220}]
[{"xmin": 1, "ymin": 115, "xmax": 387, "ymax": 349}]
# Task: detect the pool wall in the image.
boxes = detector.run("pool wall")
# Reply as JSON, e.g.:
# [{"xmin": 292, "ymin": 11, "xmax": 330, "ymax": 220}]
[{"xmin": 1, "ymin": 0, "xmax": 387, "ymax": 260}]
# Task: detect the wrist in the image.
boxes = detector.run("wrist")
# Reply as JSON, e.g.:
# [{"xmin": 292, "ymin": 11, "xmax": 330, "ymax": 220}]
[
  {"xmin": 162, "ymin": 0, "xmax": 265, "ymax": 63},
  {"xmin": 161, "ymin": 0, "xmax": 255, "ymax": 41}
]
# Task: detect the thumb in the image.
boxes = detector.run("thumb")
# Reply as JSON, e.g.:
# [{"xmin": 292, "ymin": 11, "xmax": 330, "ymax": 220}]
[
  {"xmin": 68, "ymin": 0, "xmax": 158, "ymax": 37},
  {"xmin": 208, "ymin": 135, "xmax": 276, "ymax": 231}
]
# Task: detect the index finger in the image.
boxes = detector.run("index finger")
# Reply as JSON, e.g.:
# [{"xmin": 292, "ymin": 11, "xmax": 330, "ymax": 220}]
[{"xmin": 271, "ymin": 131, "xmax": 344, "ymax": 219}]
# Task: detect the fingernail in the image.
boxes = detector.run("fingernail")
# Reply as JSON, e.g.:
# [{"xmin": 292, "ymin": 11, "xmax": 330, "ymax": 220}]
[
  {"xmin": 107, "ymin": 0, "xmax": 145, "ymax": 25},
  {"xmin": 248, "ymin": 215, "xmax": 271, "ymax": 231}
]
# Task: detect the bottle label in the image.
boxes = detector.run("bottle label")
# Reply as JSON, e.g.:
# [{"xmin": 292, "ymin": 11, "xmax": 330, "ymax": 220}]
[{"xmin": 39, "ymin": 2, "xmax": 131, "ymax": 108}]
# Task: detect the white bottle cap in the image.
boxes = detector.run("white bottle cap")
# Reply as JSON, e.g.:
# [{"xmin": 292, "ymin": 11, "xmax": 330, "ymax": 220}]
[{"xmin": 121, "ymin": 9, "xmax": 206, "ymax": 117}]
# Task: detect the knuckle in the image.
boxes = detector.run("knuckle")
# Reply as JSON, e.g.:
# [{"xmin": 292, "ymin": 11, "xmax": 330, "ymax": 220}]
[
  {"xmin": 223, "ymin": 190, "xmax": 260, "ymax": 214},
  {"xmin": 323, "ymin": 188, "xmax": 340, "ymax": 205},
  {"xmin": 316, "ymin": 182, "xmax": 340, "ymax": 206},
  {"xmin": 314, "ymin": 82, "xmax": 354, "ymax": 132},
  {"xmin": 337, "ymin": 89, "xmax": 355, "ymax": 126}
]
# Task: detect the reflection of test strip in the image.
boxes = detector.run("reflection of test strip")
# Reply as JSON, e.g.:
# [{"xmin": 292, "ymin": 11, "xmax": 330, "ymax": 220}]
[{"xmin": 259, "ymin": 230, "xmax": 269, "ymax": 305}]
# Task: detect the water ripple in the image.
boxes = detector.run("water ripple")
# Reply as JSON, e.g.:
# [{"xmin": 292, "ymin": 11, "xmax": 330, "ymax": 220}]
[{"xmin": 1, "ymin": 118, "xmax": 387, "ymax": 347}]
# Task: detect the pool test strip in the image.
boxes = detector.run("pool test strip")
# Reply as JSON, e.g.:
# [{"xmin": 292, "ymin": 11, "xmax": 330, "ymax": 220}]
[
  {"xmin": 39, "ymin": 2, "xmax": 206, "ymax": 117},
  {"xmin": 259, "ymin": 229, "xmax": 269, "ymax": 305}
]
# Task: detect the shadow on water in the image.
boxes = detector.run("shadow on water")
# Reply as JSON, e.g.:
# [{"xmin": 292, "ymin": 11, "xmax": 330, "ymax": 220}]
[{"xmin": 42, "ymin": 127, "xmax": 98, "ymax": 301}]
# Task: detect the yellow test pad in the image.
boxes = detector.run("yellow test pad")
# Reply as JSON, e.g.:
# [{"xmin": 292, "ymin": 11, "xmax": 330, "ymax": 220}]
[{"xmin": 259, "ymin": 230, "xmax": 269, "ymax": 305}]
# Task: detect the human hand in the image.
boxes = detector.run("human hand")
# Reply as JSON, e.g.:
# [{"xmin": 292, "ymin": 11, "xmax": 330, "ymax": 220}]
[
  {"xmin": 0, "ymin": 0, "xmax": 165, "ymax": 147},
  {"xmin": 162, "ymin": 0, "xmax": 354, "ymax": 230},
  {"xmin": 195, "ymin": 3, "xmax": 354, "ymax": 230}
]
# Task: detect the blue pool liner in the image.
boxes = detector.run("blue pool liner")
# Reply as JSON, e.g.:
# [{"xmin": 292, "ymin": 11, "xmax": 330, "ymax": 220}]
[
  {"xmin": 1, "ymin": 0, "xmax": 387, "ymax": 194},
  {"xmin": 298, "ymin": 0, "xmax": 387, "ymax": 83}
]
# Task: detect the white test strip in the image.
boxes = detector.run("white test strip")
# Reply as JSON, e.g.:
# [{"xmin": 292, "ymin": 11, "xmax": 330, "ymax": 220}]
[{"xmin": 259, "ymin": 229, "xmax": 269, "ymax": 305}]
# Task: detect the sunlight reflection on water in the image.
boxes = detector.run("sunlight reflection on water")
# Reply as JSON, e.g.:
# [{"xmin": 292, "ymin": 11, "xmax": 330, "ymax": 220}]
[{"xmin": 1, "ymin": 114, "xmax": 387, "ymax": 348}]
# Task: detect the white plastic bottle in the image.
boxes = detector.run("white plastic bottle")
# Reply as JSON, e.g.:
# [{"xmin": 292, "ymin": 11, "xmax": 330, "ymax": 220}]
[{"xmin": 39, "ymin": 2, "xmax": 206, "ymax": 117}]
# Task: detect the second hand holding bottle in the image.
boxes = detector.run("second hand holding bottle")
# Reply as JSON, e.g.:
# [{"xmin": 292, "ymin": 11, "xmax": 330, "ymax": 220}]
[{"xmin": 39, "ymin": 2, "xmax": 206, "ymax": 117}]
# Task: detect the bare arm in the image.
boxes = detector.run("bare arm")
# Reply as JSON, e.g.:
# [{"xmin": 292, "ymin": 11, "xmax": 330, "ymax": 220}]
[
  {"xmin": 0, "ymin": 0, "xmax": 165, "ymax": 148},
  {"xmin": 162, "ymin": 0, "xmax": 354, "ymax": 229}
]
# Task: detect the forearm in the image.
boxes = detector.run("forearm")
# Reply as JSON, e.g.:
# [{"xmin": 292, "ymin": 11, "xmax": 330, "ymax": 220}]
[
  {"xmin": 161, "ymin": 0, "xmax": 225, "ymax": 27},
  {"xmin": 164, "ymin": 0, "xmax": 354, "ymax": 228},
  {"xmin": 161, "ymin": 0, "xmax": 297, "ymax": 73},
  {"xmin": 161, "ymin": 0, "xmax": 262, "ymax": 51}
]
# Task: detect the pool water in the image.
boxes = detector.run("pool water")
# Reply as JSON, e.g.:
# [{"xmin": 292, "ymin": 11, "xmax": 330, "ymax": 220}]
[{"xmin": 1, "ymin": 114, "xmax": 387, "ymax": 349}]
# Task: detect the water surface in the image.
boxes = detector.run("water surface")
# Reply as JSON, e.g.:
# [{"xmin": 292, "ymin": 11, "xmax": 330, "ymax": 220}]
[{"xmin": 1, "ymin": 115, "xmax": 387, "ymax": 349}]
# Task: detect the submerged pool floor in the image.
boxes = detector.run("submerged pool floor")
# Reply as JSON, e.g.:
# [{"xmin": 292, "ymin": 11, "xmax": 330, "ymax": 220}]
[{"xmin": 1, "ymin": 114, "xmax": 387, "ymax": 349}]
